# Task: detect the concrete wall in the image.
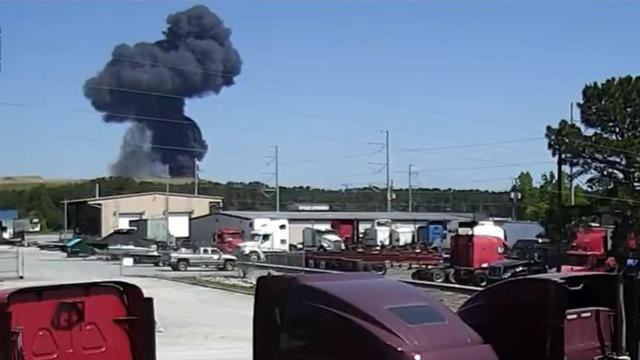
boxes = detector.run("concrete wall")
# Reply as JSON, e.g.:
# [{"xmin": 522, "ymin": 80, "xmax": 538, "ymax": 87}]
[{"xmin": 96, "ymin": 194, "xmax": 221, "ymax": 237}]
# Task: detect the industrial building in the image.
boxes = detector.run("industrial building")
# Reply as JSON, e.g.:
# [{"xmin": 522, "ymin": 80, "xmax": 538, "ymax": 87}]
[
  {"xmin": 189, "ymin": 210, "xmax": 475, "ymax": 248},
  {"xmin": 66, "ymin": 192, "xmax": 223, "ymax": 238}
]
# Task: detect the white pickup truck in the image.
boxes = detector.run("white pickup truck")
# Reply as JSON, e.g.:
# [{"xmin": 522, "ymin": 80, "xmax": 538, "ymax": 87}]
[{"xmin": 169, "ymin": 247, "xmax": 237, "ymax": 271}]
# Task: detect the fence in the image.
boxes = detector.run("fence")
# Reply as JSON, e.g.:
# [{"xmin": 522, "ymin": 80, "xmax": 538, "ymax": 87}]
[{"xmin": 0, "ymin": 246, "xmax": 24, "ymax": 279}]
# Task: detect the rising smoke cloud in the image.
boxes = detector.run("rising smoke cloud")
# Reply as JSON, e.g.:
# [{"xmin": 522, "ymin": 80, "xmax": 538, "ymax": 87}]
[{"xmin": 83, "ymin": 5, "xmax": 242, "ymax": 177}]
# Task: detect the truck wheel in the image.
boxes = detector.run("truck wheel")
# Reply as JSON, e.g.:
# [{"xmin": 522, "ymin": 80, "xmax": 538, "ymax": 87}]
[
  {"xmin": 411, "ymin": 269, "xmax": 428, "ymax": 280},
  {"xmin": 371, "ymin": 264, "xmax": 387, "ymax": 275},
  {"xmin": 224, "ymin": 260, "xmax": 235, "ymax": 271},
  {"xmin": 473, "ymin": 272, "xmax": 489, "ymax": 287},
  {"xmin": 430, "ymin": 269, "xmax": 446, "ymax": 283},
  {"xmin": 177, "ymin": 260, "xmax": 189, "ymax": 272},
  {"xmin": 248, "ymin": 252, "xmax": 260, "ymax": 263},
  {"xmin": 446, "ymin": 270, "xmax": 457, "ymax": 284},
  {"xmin": 289, "ymin": 244, "xmax": 298, "ymax": 252}
]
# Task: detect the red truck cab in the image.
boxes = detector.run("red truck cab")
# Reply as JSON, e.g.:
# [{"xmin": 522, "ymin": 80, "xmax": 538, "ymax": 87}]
[
  {"xmin": 214, "ymin": 227, "xmax": 244, "ymax": 254},
  {"xmin": 450, "ymin": 221, "xmax": 507, "ymax": 286},
  {"xmin": 0, "ymin": 281, "xmax": 155, "ymax": 360},
  {"xmin": 561, "ymin": 226, "xmax": 615, "ymax": 273}
]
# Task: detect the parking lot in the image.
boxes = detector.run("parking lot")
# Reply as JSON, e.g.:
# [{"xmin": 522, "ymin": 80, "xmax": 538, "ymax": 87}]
[
  {"xmin": 0, "ymin": 236, "xmax": 253, "ymax": 360},
  {"xmin": 0, "ymin": 235, "xmax": 472, "ymax": 360}
]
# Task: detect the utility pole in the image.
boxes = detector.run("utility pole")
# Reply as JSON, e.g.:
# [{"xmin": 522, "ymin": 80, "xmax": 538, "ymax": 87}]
[
  {"xmin": 408, "ymin": 164, "xmax": 417, "ymax": 212},
  {"xmin": 385, "ymin": 130, "xmax": 391, "ymax": 212},
  {"xmin": 569, "ymin": 102, "xmax": 575, "ymax": 206},
  {"xmin": 510, "ymin": 178, "xmax": 520, "ymax": 220},
  {"xmin": 63, "ymin": 199, "xmax": 68, "ymax": 233},
  {"xmin": 368, "ymin": 131, "xmax": 391, "ymax": 211},
  {"xmin": 275, "ymin": 145, "xmax": 280, "ymax": 212},
  {"xmin": 194, "ymin": 159, "xmax": 199, "ymax": 196}
]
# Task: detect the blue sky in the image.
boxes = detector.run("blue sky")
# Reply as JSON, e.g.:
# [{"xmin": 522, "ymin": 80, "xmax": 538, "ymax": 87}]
[{"xmin": 0, "ymin": 1, "xmax": 638, "ymax": 190}]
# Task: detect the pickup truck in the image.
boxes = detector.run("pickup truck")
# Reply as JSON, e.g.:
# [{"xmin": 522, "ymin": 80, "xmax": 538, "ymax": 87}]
[{"xmin": 169, "ymin": 247, "xmax": 237, "ymax": 271}]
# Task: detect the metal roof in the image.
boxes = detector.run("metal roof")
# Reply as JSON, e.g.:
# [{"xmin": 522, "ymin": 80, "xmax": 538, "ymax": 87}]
[
  {"xmin": 220, "ymin": 210, "xmax": 474, "ymax": 221},
  {"xmin": 64, "ymin": 192, "xmax": 223, "ymax": 204},
  {"xmin": 0, "ymin": 209, "xmax": 18, "ymax": 220}
]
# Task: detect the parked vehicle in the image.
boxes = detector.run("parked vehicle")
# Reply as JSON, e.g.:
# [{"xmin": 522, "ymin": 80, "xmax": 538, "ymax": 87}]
[
  {"xmin": 0, "ymin": 281, "xmax": 156, "ymax": 360},
  {"xmin": 254, "ymin": 273, "xmax": 498, "ymax": 360},
  {"xmin": 234, "ymin": 219, "xmax": 291, "ymax": 261},
  {"xmin": 363, "ymin": 219, "xmax": 414, "ymax": 247},
  {"xmin": 412, "ymin": 221, "xmax": 506, "ymax": 286},
  {"xmin": 331, "ymin": 220, "xmax": 355, "ymax": 245},
  {"xmin": 459, "ymin": 272, "xmax": 637, "ymax": 360},
  {"xmin": 169, "ymin": 247, "xmax": 237, "ymax": 271},
  {"xmin": 486, "ymin": 238, "xmax": 563, "ymax": 283},
  {"xmin": 213, "ymin": 227, "xmax": 244, "ymax": 254},
  {"xmin": 363, "ymin": 219, "xmax": 393, "ymax": 246},
  {"xmin": 417, "ymin": 221, "xmax": 447, "ymax": 250},
  {"xmin": 302, "ymin": 227, "xmax": 345, "ymax": 251},
  {"xmin": 561, "ymin": 225, "xmax": 616, "ymax": 273}
]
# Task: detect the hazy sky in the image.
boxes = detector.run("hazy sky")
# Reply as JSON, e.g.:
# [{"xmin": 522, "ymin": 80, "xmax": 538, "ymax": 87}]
[{"xmin": 0, "ymin": 1, "xmax": 638, "ymax": 190}]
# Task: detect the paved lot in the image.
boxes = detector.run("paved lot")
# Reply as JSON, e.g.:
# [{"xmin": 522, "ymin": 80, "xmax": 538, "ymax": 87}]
[
  {"xmin": 0, "ymin": 235, "xmax": 472, "ymax": 360},
  {"xmin": 1, "ymin": 243, "xmax": 253, "ymax": 360}
]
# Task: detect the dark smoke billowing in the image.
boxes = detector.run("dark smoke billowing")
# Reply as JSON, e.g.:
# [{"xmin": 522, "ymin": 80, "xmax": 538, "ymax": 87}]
[{"xmin": 84, "ymin": 5, "xmax": 242, "ymax": 177}]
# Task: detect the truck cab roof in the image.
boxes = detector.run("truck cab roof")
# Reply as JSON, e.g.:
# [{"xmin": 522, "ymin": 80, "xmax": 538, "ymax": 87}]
[{"xmin": 254, "ymin": 273, "xmax": 495, "ymax": 360}]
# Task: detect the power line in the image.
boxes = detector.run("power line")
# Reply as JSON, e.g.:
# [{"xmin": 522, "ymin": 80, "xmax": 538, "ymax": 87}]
[
  {"xmin": 418, "ymin": 160, "xmax": 554, "ymax": 173},
  {"xmin": 400, "ymin": 137, "xmax": 545, "ymax": 153}
]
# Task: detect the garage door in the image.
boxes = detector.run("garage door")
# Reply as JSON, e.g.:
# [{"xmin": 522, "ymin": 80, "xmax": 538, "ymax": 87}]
[
  {"xmin": 168, "ymin": 212, "xmax": 190, "ymax": 238},
  {"xmin": 118, "ymin": 213, "xmax": 141, "ymax": 229}
]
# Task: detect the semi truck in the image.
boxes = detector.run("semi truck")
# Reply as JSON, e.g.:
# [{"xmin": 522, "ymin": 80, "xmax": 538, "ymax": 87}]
[
  {"xmin": 213, "ymin": 227, "xmax": 244, "ymax": 254},
  {"xmin": 302, "ymin": 227, "xmax": 345, "ymax": 251},
  {"xmin": 234, "ymin": 218, "xmax": 291, "ymax": 262},
  {"xmin": 362, "ymin": 219, "xmax": 414, "ymax": 247},
  {"xmin": 412, "ymin": 221, "xmax": 507, "ymax": 286},
  {"xmin": 255, "ymin": 271, "xmax": 640, "ymax": 360}
]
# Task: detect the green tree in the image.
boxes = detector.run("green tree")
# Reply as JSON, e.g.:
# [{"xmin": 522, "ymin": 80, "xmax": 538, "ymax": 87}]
[{"xmin": 546, "ymin": 75, "xmax": 640, "ymax": 254}]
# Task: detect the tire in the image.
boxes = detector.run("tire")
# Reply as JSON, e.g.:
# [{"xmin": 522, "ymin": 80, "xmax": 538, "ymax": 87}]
[
  {"xmin": 223, "ymin": 260, "xmax": 235, "ymax": 271},
  {"xmin": 411, "ymin": 269, "xmax": 426, "ymax": 280},
  {"xmin": 371, "ymin": 263, "xmax": 387, "ymax": 275},
  {"xmin": 289, "ymin": 245, "xmax": 298, "ymax": 252},
  {"xmin": 430, "ymin": 269, "xmax": 446, "ymax": 283},
  {"xmin": 446, "ymin": 270, "xmax": 457, "ymax": 284},
  {"xmin": 248, "ymin": 252, "xmax": 260, "ymax": 263},
  {"xmin": 177, "ymin": 260, "xmax": 189, "ymax": 272},
  {"xmin": 473, "ymin": 272, "xmax": 489, "ymax": 287},
  {"xmin": 153, "ymin": 262, "xmax": 160, "ymax": 267}
]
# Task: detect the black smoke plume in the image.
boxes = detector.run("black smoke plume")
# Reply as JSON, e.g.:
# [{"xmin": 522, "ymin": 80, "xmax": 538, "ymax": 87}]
[{"xmin": 83, "ymin": 5, "xmax": 241, "ymax": 177}]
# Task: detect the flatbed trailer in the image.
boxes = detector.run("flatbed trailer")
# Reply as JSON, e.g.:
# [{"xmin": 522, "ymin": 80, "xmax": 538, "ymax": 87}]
[{"xmin": 304, "ymin": 248, "xmax": 442, "ymax": 274}]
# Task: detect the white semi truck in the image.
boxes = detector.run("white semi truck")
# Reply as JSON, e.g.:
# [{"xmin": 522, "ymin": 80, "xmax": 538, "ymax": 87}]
[
  {"xmin": 234, "ymin": 218, "xmax": 291, "ymax": 261},
  {"xmin": 363, "ymin": 219, "xmax": 414, "ymax": 247}
]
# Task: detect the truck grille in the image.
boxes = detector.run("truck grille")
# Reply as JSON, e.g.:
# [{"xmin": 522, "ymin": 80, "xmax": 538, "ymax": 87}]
[{"xmin": 488, "ymin": 266, "xmax": 503, "ymax": 279}]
